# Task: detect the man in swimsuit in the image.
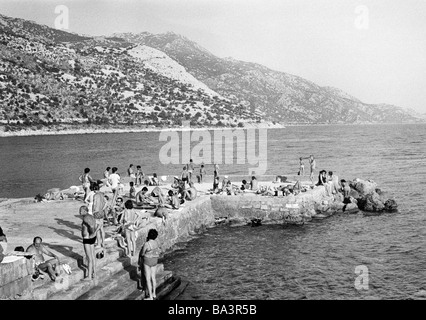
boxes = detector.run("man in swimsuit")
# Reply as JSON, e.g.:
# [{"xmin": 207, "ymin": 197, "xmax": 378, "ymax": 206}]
[
  {"xmin": 341, "ymin": 180, "xmax": 352, "ymax": 204},
  {"xmin": 80, "ymin": 206, "xmax": 100, "ymax": 280},
  {"xmin": 26, "ymin": 236, "xmax": 61, "ymax": 281}
]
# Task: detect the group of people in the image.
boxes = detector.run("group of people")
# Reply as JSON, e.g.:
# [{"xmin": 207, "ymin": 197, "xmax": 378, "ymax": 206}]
[{"xmin": 77, "ymin": 161, "xmax": 206, "ymax": 299}]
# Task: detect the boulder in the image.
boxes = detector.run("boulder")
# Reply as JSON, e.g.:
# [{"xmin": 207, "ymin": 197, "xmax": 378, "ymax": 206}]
[
  {"xmin": 357, "ymin": 193, "xmax": 384, "ymax": 212},
  {"xmin": 343, "ymin": 202, "xmax": 359, "ymax": 214},
  {"xmin": 351, "ymin": 179, "xmax": 377, "ymax": 197},
  {"xmin": 384, "ymin": 199, "xmax": 398, "ymax": 212},
  {"xmin": 350, "ymin": 178, "xmax": 397, "ymax": 213}
]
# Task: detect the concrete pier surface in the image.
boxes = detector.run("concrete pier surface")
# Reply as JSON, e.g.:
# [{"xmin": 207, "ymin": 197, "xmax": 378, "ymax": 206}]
[{"xmin": 0, "ymin": 174, "xmax": 327, "ymax": 299}]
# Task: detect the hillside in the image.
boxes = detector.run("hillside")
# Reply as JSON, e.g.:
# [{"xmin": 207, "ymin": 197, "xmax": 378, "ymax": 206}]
[
  {"xmin": 0, "ymin": 14, "xmax": 257, "ymax": 134},
  {"xmin": 115, "ymin": 32, "xmax": 424, "ymax": 124},
  {"xmin": 0, "ymin": 13, "xmax": 424, "ymax": 136}
]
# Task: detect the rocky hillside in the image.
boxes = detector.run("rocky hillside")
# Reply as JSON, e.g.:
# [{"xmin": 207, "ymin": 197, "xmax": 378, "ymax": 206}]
[
  {"xmin": 115, "ymin": 31, "xmax": 425, "ymax": 124},
  {"xmin": 0, "ymin": 14, "xmax": 256, "ymax": 132},
  {"xmin": 0, "ymin": 13, "xmax": 423, "ymax": 135}
]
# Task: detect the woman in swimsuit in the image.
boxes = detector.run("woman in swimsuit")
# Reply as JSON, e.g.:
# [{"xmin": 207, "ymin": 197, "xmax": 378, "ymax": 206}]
[
  {"xmin": 121, "ymin": 200, "xmax": 141, "ymax": 257},
  {"xmin": 80, "ymin": 206, "xmax": 100, "ymax": 280},
  {"xmin": 139, "ymin": 229, "xmax": 161, "ymax": 300}
]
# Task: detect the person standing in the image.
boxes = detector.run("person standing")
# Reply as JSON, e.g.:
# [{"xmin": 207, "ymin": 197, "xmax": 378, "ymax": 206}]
[
  {"xmin": 121, "ymin": 200, "xmax": 140, "ymax": 257},
  {"xmin": 187, "ymin": 159, "xmax": 195, "ymax": 182},
  {"xmin": 181, "ymin": 166, "xmax": 189, "ymax": 184},
  {"xmin": 103, "ymin": 167, "xmax": 111, "ymax": 187},
  {"xmin": 128, "ymin": 164, "xmax": 136, "ymax": 179},
  {"xmin": 80, "ymin": 207, "xmax": 100, "ymax": 280},
  {"xmin": 199, "ymin": 164, "xmax": 206, "ymax": 184},
  {"xmin": 135, "ymin": 165, "xmax": 144, "ymax": 186},
  {"xmin": 80, "ymin": 168, "xmax": 94, "ymax": 200},
  {"xmin": 139, "ymin": 229, "xmax": 161, "ymax": 300},
  {"xmin": 108, "ymin": 167, "xmax": 120, "ymax": 206}
]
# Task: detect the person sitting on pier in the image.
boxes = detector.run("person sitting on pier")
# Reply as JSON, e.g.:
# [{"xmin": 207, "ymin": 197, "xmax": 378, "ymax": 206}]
[
  {"xmin": 241, "ymin": 179, "xmax": 250, "ymax": 191},
  {"xmin": 26, "ymin": 236, "xmax": 61, "ymax": 281},
  {"xmin": 149, "ymin": 173, "xmax": 159, "ymax": 186},
  {"xmin": 151, "ymin": 186, "xmax": 165, "ymax": 205},
  {"xmin": 164, "ymin": 189, "xmax": 182, "ymax": 210},
  {"xmin": 250, "ymin": 176, "xmax": 259, "ymax": 191},
  {"xmin": 222, "ymin": 176, "xmax": 229, "ymax": 190},
  {"xmin": 134, "ymin": 186, "xmax": 156, "ymax": 209},
  {"xmin": 108, "ymin": 196, "xmax": 125, "ymax": 225},
  {"xmin": 225, "ymin": 180, "xmax": 240, "ymax": 195},
  {"xmin": 316, "ymin": 170, "xmax": 327, "ymax": 186},
  {"xmin": 183, "ymin": 181, "xmax": 198, "ymax": 200},
  {"xmin": 327, "ymin": 171, "xmax": 340, "ymax": 194}
]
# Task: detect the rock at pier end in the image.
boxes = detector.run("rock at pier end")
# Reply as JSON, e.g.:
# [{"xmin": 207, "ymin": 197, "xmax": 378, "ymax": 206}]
[{"xmin": 350, "ymin": 179, "xmax": 398, "ymax": 213}]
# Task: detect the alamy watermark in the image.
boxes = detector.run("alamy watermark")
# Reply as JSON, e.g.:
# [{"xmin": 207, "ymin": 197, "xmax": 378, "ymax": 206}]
[
  {"xmin": 158, "ymin": 121, "xmax": 268, "ymax": 175},
  {"xmin": 54, "ymin": 5, "xmax": 69, "ymax": 30},
  {"xmin": 354, "ymin": 5, "xmax": 369, "ymax": 30},
  {"xmin": 354, "ymin": 265, "xmax": 369, "ymax": 290}
]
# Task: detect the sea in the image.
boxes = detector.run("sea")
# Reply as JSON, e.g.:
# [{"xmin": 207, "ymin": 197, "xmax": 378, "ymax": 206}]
[{"xmin": 1, "ymin": 124, "xmax": 425, "ymax": 299}]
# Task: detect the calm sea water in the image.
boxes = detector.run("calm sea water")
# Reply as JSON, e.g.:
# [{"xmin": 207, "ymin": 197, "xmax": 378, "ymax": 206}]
[{"xmin": 1, "ymin": 124, "xmax": 425, "ymax": 299}]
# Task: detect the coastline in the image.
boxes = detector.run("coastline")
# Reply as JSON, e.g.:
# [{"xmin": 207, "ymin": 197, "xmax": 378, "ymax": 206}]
[
  {"xmin": 0, "ymin": 122, "xmax": 285, "ymax": 137},
  {"xmin": 0, "ymin": 121, "xmax": 424, "ymax": 138}
]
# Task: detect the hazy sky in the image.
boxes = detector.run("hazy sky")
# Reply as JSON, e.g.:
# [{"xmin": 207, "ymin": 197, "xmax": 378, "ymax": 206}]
[{"xmin": 1, "ymin": 0, "xmax": 425, "ymax": 113}]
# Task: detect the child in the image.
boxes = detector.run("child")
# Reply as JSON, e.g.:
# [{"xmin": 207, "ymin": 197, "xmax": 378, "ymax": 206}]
[
  {"xmin": 199, "ymin": 164, "xmax": 206, "ymax": 184},
  {"xmin": 129, "ymin": 181, "xmax": 136, "ymax": 199}
]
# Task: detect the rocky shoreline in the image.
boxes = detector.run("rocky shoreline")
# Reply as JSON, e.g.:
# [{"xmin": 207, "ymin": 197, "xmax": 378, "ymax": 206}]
[{"xmin": 0, "ymin": 122, "xmax": 285, "ymax": 137}]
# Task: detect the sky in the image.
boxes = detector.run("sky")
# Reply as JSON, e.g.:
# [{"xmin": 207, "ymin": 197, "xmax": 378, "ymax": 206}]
[{"xmin": 1, "ymin": 0, "xmax": 425, "ymax": 113}]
